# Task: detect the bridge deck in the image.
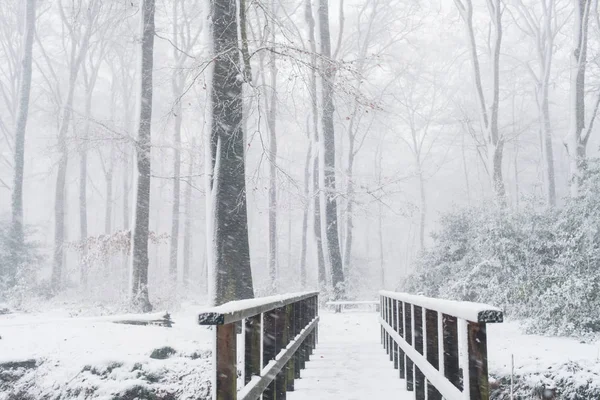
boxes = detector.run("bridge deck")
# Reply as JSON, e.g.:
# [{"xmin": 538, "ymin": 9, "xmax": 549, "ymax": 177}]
[{"xmin": 288, "ymin": 311, "xmax": 413, "ymax": 400}]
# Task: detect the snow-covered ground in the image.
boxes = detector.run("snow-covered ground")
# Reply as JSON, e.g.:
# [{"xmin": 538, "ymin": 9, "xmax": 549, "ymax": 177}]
[
  {"xmin": 1, "ymin": 307, "xmax": 599, "ymax": 399},
  {"xmin": 0, "ymin": 305, "xmax": 213, "ymax": 399}
]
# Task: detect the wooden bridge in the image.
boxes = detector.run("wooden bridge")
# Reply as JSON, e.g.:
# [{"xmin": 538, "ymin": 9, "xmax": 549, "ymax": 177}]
[{"xmin": 198, "ymin": 291, "xmax": 503, "ymax": 400}]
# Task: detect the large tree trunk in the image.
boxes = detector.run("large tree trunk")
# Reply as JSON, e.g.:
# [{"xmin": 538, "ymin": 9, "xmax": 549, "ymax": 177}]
[
  {"xmin": 567, "ymin": 0, "xmax": 592, "ymax": 196},
  {"xmin": 7, "ymin": 0, "xmax": 36, "ymax": 288},
  {"xmin": 130, "ymin": 0, "xmax": 155, "ymax": 312},
  {"xmin": 304, "ymin": 0, "xmax": 327, "ymax": 290},
  {"xmin": 318, "ymin": 0, "xmax": 344, "ymax": 299},
  {"xmin": 209, "ymin": 0, "xmax": 254, "ymax": 305}
]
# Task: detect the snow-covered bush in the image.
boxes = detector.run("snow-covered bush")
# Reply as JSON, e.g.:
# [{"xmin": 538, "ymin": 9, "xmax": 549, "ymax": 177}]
[
  {"xmin": 0, "ymin": 218, "xmax": 43, "ymax": 306},
  {"xmin": 404, "ymin": 160, "xmax": 600, "ymax": 337}
]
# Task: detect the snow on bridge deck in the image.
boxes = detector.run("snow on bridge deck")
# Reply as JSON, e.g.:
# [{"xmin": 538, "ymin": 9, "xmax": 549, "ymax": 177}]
[{"xmin": 288, "ymin": 311, "xmax": 414, "ymax": 400}]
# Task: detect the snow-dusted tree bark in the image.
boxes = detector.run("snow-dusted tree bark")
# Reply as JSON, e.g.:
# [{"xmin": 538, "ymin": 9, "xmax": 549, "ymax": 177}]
[
  {"xmin": 130, "ymin": 0, "xmax": 155, "ymax": 312},
  {"xmin": 304, "ymin": 0, "xmax": 327, "ymax": 290},
  {"xmin": 566, "ymin": 0, "xmax": 593, "ymax": 196},
  {"xmin": 209, "ymin": 0, "xmax": 254, "ymax": 305},
  {"xmin": 7, "ymin": 0, "xmax": 36, "ymax": 287},
  {"xmin": 453, "ymin": 0, "xmax": 506, "ymax": 203},
  {"xmin": 318, "ymin": 0, "xmax": 345, "ymax": 298},
  {"xmin": 52, "ymin": 0, "xmax": 97, "ymax": 292}
]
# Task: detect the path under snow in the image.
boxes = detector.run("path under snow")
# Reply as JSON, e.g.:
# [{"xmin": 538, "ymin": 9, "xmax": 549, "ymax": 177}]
[{"xmin": 288, "ymin": 311, "xmax": 414, "ymax": 400}]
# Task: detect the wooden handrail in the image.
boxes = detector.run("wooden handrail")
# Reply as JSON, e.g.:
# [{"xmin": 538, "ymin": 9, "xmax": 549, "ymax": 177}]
[
  {"xmin": 198, "ymin": 292, "xmax": 319, "ymax": 400},
  {"xmin": 379, "ymin": 291, "xmax": 503, "ymax": 400}
]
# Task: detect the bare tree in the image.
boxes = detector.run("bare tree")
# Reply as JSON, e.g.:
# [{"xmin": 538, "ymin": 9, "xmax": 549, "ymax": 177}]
[
  {"xmin": 318, "ymin": 0, "xmax": 345, "ymax": 298},
  {"xmin": 52, "ymin": 0, "xmax": 100, "ymax": 292},
  {"xmin": 304, "ymin": 0, "xmax": 327, "ymax": 290},
  {"xmin": 208, "ymin": 0, "xmax": 254, "ymax": 305},
  {"xmin": 168, "ymin": 0, "xmax": 203, "ymax": 285},
  {"xmin": 511, "ymin": 0, "xmax": 569, "ymax": 206},
  {"xmin": 7, "ymin": 0, "xmax": 36, "ymax": 287},
  {"xmin": 565, "ymin": 0, "xmax": 594, "ymax": 196},
  {"xmin": 453, "ymin": 0, "xmax": 506, "ymax": 203},
  {"xmin": 130, "ymin": 0, "xmax": 155, "ymax": 312}
]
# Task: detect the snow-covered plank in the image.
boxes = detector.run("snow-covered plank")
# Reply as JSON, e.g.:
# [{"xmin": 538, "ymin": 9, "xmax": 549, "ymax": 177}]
[
  {"xmin": 379, "ymin": 291, "xmax": 503, "ymax": 323},
  {"xmin": 198, "ymin": 292, "xmax": 318, "ymax": 325}
]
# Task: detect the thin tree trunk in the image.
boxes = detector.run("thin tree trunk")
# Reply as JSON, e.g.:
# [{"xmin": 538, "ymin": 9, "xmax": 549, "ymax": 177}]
[
  {"xmin": 8, "ymin": 0, "xmax": 36, "ymax": 287},
  {"xmin": 305, "ymin": 0, "xmax": 326, "ymax": 290},
  {"xmin": 79, "ymin": 79, "xmax": 92, "ymax": 287},
  {"xmin": 318, "ymin": 0, "xmax": 344, "ymax": 299},
  {"xmin": 209, "ymin": 0, "xmax": 254, "ymax": 305},
  {"xmin": 52, "ymin": 39, "xmax": 92, "ymax": 292},
  {"xmin": 267, "ymin": 47, "xmax": 278, "ymax": 289},
  {"xmin": 182, "ymin": 147, "xmax": 194, "ymax": 289},
  {"xmin": 567, "ymin": 0, "xmax": 592, "ymax": 196},
  {"xmin": 300, "ymin": 134, "xmax": 310, "ymax": 288},
  {"xmin": 169, "ymin": 0, "xmax": 183, "ymax": 284},
  {"xmin": 130, "ymin": 0, "xmax": 155, "ymax": 312}
]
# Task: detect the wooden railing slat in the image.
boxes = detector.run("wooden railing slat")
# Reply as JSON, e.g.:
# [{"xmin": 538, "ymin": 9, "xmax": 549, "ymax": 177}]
[
  {"xmin": 426, "ymin": 309, "xmax": 442, "ymax": 400},
  {"xmin": 414, "ymin": 305, "xmax": 425, "ymax": 400},
  {"xmin": 244, "ymin": 314, "xmax": 261, "ymax": 385}
]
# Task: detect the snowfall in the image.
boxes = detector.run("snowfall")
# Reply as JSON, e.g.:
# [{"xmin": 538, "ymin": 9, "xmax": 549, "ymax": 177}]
[{"xmin": 1, "ymin": 303, "xmax": 599, "ymax": 399}]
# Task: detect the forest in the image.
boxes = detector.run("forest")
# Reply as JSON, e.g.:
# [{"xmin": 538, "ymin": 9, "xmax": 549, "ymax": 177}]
[
  {"xmin": 2, "ymin": 0, "xmax": 600, "ymax": 398},
  {"xmin": 0, "ymin": 0, "xmax": 600, "ymax": 334}
]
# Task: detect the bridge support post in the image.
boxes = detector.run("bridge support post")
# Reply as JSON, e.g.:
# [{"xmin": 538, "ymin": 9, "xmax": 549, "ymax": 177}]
[
  {"xmin": 468, "ymin": 322, "xmax": 489, "ymax": 400},
  {"xmin": 216, "ymin": 323, "xmax": 237, "ymax": 400},
  {"xmin": 286, "ymin": 304, "xmax": 295, "ymax": 391}
]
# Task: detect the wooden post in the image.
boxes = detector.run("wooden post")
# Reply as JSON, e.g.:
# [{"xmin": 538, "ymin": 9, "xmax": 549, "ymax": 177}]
[
  {"xmin": 388, "ymin": 298, "xmax": 394, "ymax": 362},
  {"xmin": 392, "ymin": 299, "xmax": 399, "ymax": 369},
  {"xmin": 299, "ymin": 300, "xmax": 307, "ymax": 369},
  {"xmin": 468, "ymin": 322, "xmax": 489, "ymax": 400},
  {"xmin": 425, "ymin": 309, "xmax": 442, "ymax": 400},
  {"xmin": 443, "ymin": 314, "xmax": 461, "ymax": 390},
  {"xmin": 404, "ymin": 303, "xmax": 414, "ymax": 391},
  {"xmin": 263, "ymin": 309, "xmax": 277, "ymax": 400},
  {"xmin": 275, "ymin": 307, "xmax": 287, "ymax": 399},
  {"xmin": 286, "ymin": 304, "xmax": 295, "ymax": 391},
  {"xmin": 414, "ymin": 306, "xmax": 425, "ymax": 400},
  {"xmin": 216, "ymin": 324, "xmax": 237, "ymax": 400},
  {"xmin": 244, "ymin": 314, "xmax": 261, "ymax": 385},
  {"xmin": 398, "ymin": 301, "xmax": 405, "ymax": 380},
  {"xmin": 293, "ymin": 302, "xmax": 302, "ymax": 378}
]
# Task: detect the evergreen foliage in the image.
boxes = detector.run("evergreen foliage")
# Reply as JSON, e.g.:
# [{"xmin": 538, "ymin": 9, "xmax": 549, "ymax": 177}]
[{"xmin": 404, "ymin": 160, "xmax": 600, "ymax": 337}]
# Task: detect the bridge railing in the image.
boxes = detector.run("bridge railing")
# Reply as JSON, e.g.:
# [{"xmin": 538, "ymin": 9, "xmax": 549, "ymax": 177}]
[
  {"xmin": 198, "ymin": 292, "xmax": 319, "ymax": 400},
  {"xmin": 379, "ymin": 290, "xmax": 503, "ymax": 400}
]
